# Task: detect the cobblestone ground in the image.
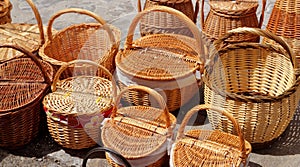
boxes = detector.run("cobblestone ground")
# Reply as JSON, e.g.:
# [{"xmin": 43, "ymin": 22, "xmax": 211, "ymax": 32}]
[{"xmin": 1, "ymin": 0, "xmax": 300, "ymax": 167}]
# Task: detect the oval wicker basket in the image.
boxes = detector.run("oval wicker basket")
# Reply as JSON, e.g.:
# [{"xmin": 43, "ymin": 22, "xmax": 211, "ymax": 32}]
[
  {"xmin": 170, "ymin": 104, "xmax": 252, "ymax": 167},
  {"xmin": 116, "ymin": 6, "xmax": 205, "ymax": 112},
  {"xmin": 0, "ymin": 0, "xmax": 12, "ymax": 24},
  {"xmin": 200, "ymin": 0, "xmax": 266, "ymax": 42},
  {"xmin": 138, "ymin": 0, "xmax": 199, "ymax": 36},
  {"xmin": 203, "ymin": 27, "xmax": 300, "ymax": 146},
  {"xmin": 38, "ymin": 8, "xmax": 121, "ymax": 79},
  {"xmin": 101, "ymin": 85, "xmax": 176, "ymax": 167},
  {"xmin": 42, "ymin": 60, "xmax": 116, "ymax": 149},
  {"xmin": 0, "ymin": 44, "xmax": 53, "ymax": 149},
  {"xmin": 0, "ymin": 0, "xmax": 47, "ymax": 61}
]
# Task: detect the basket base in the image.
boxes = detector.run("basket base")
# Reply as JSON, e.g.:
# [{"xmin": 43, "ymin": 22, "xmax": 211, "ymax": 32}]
[{"xmin": 251, "ymin": 137, "xmax": 280, "ymax": 150}]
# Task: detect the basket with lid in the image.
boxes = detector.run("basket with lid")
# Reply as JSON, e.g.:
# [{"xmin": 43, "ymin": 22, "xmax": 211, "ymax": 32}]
[
  {"xmin": 101, "ymin": 85, "xmax": 176, "ymax": 167},
  {"xmin": 116, "ymin": 6, "xmax": 205, "ymax": 112},
  {"xmin": 0, "ymin": 44, "xmax": 53, "ymax": 149},
  {"xmin": 203, "ymin": 27, "xmax": 300, "ymax": 146},
  {"xmin": 0, "ymin": 0, "xmax": 12, "ymax": 24},
  {"xmin": 42, "ymin": 60, "xmax": 116, "ymax": 149},
  {"xmin": 39, "ymin": 8, "xmax": 121, "ymax": 79}
]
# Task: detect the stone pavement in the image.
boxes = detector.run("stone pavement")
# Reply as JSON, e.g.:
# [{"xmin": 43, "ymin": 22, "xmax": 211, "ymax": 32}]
[{"xmin": 1, "ymin": 0, "xmax": 300, "ymax": 166}]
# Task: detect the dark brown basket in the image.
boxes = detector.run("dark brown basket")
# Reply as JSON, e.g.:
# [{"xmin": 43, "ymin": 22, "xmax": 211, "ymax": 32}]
[
  {"xmin": 0, "ymin": 0, "xmax": 12, "ymax": 24},
  {"xmin": 0, "ymin": 44, "xmax": 53, "ymax": 149}
]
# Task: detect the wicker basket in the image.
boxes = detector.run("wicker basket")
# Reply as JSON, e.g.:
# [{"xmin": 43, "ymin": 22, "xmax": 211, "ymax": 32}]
[
  {"xmin": 39, "ymin": 8, "xmax": 121, "ymax": 79},
  {"xmin": 203, "ymin": 27, "xmax": 300, "ymax": 145},
  {"xmin": 82, "ymin": 147, "xmax": 131, "ymax": 167},
  {"xmin": 170, "ymin": 104, "xmax": 252, "ymax": 167},
  {"xmin": 0, "ymin": 0, "xmax": 12, "ymax": 24},
  {"xmin": 0, "ymin": 44, "xmax": 53, "ymax": 149},
  {"xmin": 116, "ymin": 6, "xmax": 205, "ymax": 112},
  {"xmin": 42, "ymin": 60, "xmax": 116, "ymax": 149},
  {"xmin": 138, "ymin": 0, "xmax": 199, "ymax": 36},
  {"xmin": 0, "ymin": 0, "xmax": 47, "ymax": 61},
  {"xmin": 264, "ymin": 0, "xmax": 300, "ymax": 70},
  {"xmin": 101, "ymin": 85, "xmax": 176, "ymax": 167},
  {"xmin": 200, "ymin": 0, "xmax": 266, "ymax": 42}
]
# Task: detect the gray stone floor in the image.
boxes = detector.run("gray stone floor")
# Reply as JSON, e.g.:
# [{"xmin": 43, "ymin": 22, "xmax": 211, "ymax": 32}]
[{"xmin": 1, "ymin": 0, "xmax": 300, "ymax": 166}]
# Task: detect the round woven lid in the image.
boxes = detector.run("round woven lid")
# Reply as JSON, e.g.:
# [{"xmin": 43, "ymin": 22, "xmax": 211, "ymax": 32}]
[
  {"xmin": 0, "ymin": 58, "xmax": 53, "ymax": 112},
  {"xmin": 209, "ymin": 0, "xmax": 258, "ymax": 15}
]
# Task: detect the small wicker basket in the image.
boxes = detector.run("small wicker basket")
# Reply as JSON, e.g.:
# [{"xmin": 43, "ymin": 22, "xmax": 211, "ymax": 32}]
[
  {"xmin": 203, "ymin": 27, "xmax": 300, "ymax": 145},
  {"xmin": 0, "ymin": 0, "xmax": 12, "ymax": 24},
  {"xmin": 42, "ymin": 60, "xmax": 116, "ymax": 149},
  {"xmin": 116, "ymin": 6, "xmax": 205, "ymax": 112},
  {"xmin": 0, "ymin": 44, "xmax": 53, "ymax": 149},
  {"xmin": 170, "ymin": 104, "xmax": 252, "ymax": 167},
  {"xmin": 101, "ymin": 85, "xmax": 176, "ymax": 167},
  {"xmin": 39, "ymin": 8, "xmax": 121, "ymax": 78}
]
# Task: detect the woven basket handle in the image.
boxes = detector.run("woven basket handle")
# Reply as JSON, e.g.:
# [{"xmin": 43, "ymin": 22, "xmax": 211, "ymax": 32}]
[
  {"xmin": 126, "ymin": 5, "xmax": 206, "ymax": 62},
  {"xmin": 112, "ymin": 85, "xmax": 171, "ymax": 129},
  {"xmin": 47, "ymin": 8, "xmax": 116, "ymax": 47},
  {"xmin": 176, "ymin": 104, "xmax": 247, "ymax": 160},
  {"xmin": 0, "ymin": 0, "xmax": 10, "ymax": 17},
  {"xmin": 82, "ymin": 147, "xmax": 131, "ymax": 167},
  {"xmin": 0, "ymin": 44, "xmax": 51, "ymax": 84},
  {"xmin": 51, "ymin": 60, "xmax": 117, "ymax": 98},
  {"xmin": 137, "ymin": 0, "xmax": 200, "ymax": 23}
]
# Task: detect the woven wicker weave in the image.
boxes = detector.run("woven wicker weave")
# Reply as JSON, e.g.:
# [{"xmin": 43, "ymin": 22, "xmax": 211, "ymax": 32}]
[
  {"xmin": 0, "ymin": 0, "xmax": 46, "ymax": 61},
  {"xmin": 116, "ymin": 6, "xmax": 205, "ymax": 112},
  {"xmin": 0, "ymin": 0, "xmax": 12, "ymax": 24},
  {"xmin": 138, "ymin": 0, "xmax": 199, "ymax": 36},
  {"xmin": 0, "ymin": 44, "xmax": 53, "ymax": 149},
  {"xmin": 203, "ymin": 27, "xmax": 300, "ymax": 145},
  {"xmin": 201, "ymin": 0, "xmax": 266, "ymax": 42},
  {"xmin": 170, "ymin": 104, "xmax": 252, "ymax": 167},
  {"xmin": 43, "ymin": 60, "xmax": 116, "ymax": 149},
  {"xmin": 102, "ymin": 85, "xmax": 176, "ymax": 167},
  {"xmin": 39, "ymin": 8, "xmax": 120, "ymax": 79}
]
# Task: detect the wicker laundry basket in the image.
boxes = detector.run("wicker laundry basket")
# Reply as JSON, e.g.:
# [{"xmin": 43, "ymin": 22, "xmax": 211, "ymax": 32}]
[
  {"xmin": 170, "ymin": 104, "xmax": 252, "ymax": 167},
  {"xmin": 203, "ymin": 27, "xmax": 300, "ymax": 145},
  {"xmin": 116, "ymin": 6, "xmax": 205, "ymax": 112},
  {"xmin": 39, "ymin": 8, "xmax": 121, "ymax": 79},
  {"xmin": 0, "ymin": 0, "xmax": 12, "ymax": 24},
  {"xmin": 0, "ymin": 0, "xmax": 48, "ymax": 61},
  {"xmin": 200, "ymin": 0, "xmax": 266, "ymax": 42},
  {"xmin": 43, "ymin": 60, "xmax": 116, "ymax": 149},
  {"xmin": 0, "ymin": 44, "xmax": 53, "ymax": 149},
  {"xmin": 101, "ymin": 85, "xmax": 176, "ymax": 167},
  {"xmin": 138, "ymin": 0, "xmax": 199, "ymax": 36}
]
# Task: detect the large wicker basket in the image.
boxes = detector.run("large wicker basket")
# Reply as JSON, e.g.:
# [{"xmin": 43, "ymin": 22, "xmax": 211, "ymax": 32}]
[
  {"xmin": 0, "ymin": 0, "xmax": 12, "ymax": 24},
  {"xmin": 200, "ymin": 0, "xmax": 266, "ymax": 42},
  {"xmin": 39, "ymin": 8, "xmax": 121, "ymax": 78},
  {"xmin": 0, "ymin": 0, "xmax": 47, "ymax": 61},
  {"xmin": 0, "ymin": 44, "xmax": 53, "ymax": 149},
  {"xmin": 170, "ymin": 104, "xmax": 252, "ymax": 167},
  {"xmin": 42, "ymin": 60, "xmax": 116, "ymax": 149},
  {"xmin": 101, "ymin": 85, "xmax": 176, "ymax": 167},
  {"xmin": 116, "ymin": 6, "xmax": 205, "ymax": 112},
  {"xmin": 203, "ymin": 27, "xmax": 300, "ymax": 146},
  {"xmin": 138, "ymin": 0, "xmax": 199, "ymax": 36}
]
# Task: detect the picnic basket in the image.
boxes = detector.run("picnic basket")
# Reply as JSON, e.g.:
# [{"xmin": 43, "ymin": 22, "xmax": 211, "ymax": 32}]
[
  {"xmin": 116, "ymin": 6, "xmax": 205, "ymax": 112},
  {"xmin": 0, "ymin": 44, "xmax": 53, "ymax": 149},
  {"xmin": 138, "ymin": 0, "xmax": 199, "ymax": 36},
  {"xmin": 42, "ymin": 60, "xmax": 116, "ymax": 149},
  {"xmin": 203, "ymin": 27, "xmax": 300, "ymax": 145},
  {"xmin": 170, "ymin": 104, "xmax": 252, "ymax": 167},
  {"xmin": 39, "ymin": 8, "xmax": 121, "ymax": 78},
  {"xmin": 0, "ymin": 0, "xmax": 12, "ymax": 24},
  {"xmin": 101, "ymin": 85, "xmax": 176, "ymax": 167},
  {"xmin": 200, "ymin": 0, "xmax": 266, "ymax": 42},
  {"xmin": 0, "ymin": 0, "xmax": 46, "ymax": 61}
]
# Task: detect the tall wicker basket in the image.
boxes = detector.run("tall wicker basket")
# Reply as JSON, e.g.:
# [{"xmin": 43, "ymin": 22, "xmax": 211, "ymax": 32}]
[
  {"xmin": 116, "ymin": 6, "xmax": 205, "ymax": 112},
  {"xmin": 0, "ymin": 44, "xmax": 53, "ymax": 149},
  {"xmin": 39, "ymin": 8, "xmax": 121, "ymax": 78},
  {"xmin": 200, "ymin": 0, "xmax": 266, "ymax": 42},
  {"xmin": 42, "ymin": 60, "xmax": 116, "ymax": 149},
  {"xmin": 203, "ymin": 27, "xmax": 300, "ymax": 146},
  {"xmin": 170, "ymin": 104, "xmax": 252, "ymax": 167},
  {"xmin": 101, "ymin": 85, "xmax": 176, "ymax": 167},
  {"xmin": 0, "ymin": 0, "xmax": 12, "ymax": 24},
  {"xmin": 138, "ymin": 0, "xmax": 199, "ymax": 36}
]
